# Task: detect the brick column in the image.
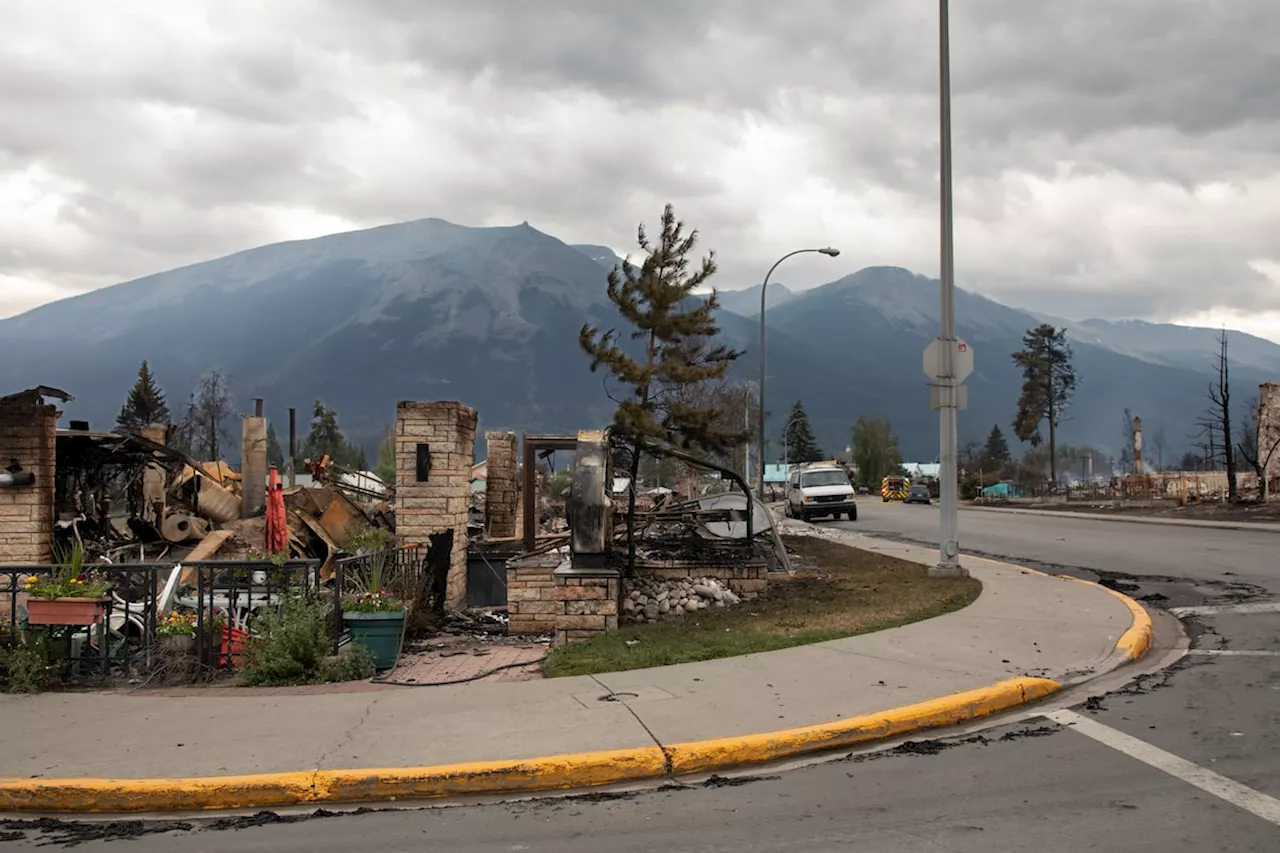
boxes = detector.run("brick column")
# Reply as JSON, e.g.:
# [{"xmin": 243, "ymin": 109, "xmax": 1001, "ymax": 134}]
[
  {"xmin": 241, "ymin": 415, "xmax": 267, "ymax": 517},
  {"xmin": 484, "ymin": 431, "xmax": 518, "ymax": 539},
  {"xmin": 395, "ymin": 401, "xmax": 477, "ymax": 610},
  {"xmin": 0, "ymin": 391, "xmax": 58, "ymax": 564}
]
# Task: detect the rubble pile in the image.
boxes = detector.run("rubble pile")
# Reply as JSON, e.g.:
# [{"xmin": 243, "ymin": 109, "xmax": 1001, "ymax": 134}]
[{"xmin": 621, "ymin": 576, "xmax": 742, "ymax": 624}]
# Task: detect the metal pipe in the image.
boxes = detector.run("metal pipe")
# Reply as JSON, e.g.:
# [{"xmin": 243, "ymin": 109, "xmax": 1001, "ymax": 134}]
[
  {"xmin": 287, "ymin": 407, "xmax": 297, "ymax": 488},
  {"xmin": 0, "ymin": 472, "xmax": 35, "ymax": 487},
  {"xmin": 932, "ymin": 0, "xmax": 967, "ymax": 577},
  {"xmin": 757, "ymin": 247, "xmax": 840, "ymax": 500}
]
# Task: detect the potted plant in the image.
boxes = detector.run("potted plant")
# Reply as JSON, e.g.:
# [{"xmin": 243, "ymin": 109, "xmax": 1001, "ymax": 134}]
[
  {"xmin": 341, "ymin": 528, "xmax": 405, "ymax": 670},
  {"xmin": 23, "ymin": 543, "xmax": 112, "ymax": 626},
  {"xmin": 156, "ymin": 610, "xmax": 198, "ymax": 654},
  {"xmin": 342, "ymin": 590, "xmax": 405, "ymax": 671}
]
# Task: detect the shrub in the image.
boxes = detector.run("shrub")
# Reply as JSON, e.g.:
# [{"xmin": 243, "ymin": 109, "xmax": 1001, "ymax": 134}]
[
  {"xmin": 322, "ymin": 642, "xmax": 376, "ymax": 682},
  {"xmin": 2, "ymin": 644, "xmax": 51, "ymax": 694},
  {"xmin": 237, "ymin": 595, "xmax": 334, "ymax": 686}
]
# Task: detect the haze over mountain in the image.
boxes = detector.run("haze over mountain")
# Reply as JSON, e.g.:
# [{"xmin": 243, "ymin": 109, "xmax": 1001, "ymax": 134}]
[{"xmin": 1, "ymin": 218, "xmax": 1273, "ymax": 466}]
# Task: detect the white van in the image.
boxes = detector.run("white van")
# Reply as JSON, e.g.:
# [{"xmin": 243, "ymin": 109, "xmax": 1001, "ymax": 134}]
[{"xmin": 784, "ymin": 465, "xmax": 858, "ymax": 522}]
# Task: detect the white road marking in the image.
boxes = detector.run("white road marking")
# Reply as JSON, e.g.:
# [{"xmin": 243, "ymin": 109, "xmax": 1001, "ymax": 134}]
[
  {"xmin": 1047, "ymin": 709, "xmax": 1280, "ymax": 826},
  {"xmin": 1188, "ymin": 649, "xmax": 1280, "ymax": 657},
  {"xmin": 1169, "ymin": 601, "xmax": 1280, "ymax": 618}
]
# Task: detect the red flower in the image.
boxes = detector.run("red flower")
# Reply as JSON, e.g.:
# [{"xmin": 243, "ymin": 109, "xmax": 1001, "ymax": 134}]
[{"xmin": 76, "ymin": 573, "xmax": 85, "ymax": 581}]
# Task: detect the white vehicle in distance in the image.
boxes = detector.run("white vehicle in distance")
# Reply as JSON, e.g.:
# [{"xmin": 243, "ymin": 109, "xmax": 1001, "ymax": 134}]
[{"xmin": 784, "ymin": 465, "xmax": 858, "ymax": 522}]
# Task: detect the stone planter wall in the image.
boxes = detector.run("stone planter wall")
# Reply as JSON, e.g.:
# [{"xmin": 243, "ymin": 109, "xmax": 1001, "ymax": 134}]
[{"xmin": 506, "ymin": 556, "xmax": 620, "ymax": 646}]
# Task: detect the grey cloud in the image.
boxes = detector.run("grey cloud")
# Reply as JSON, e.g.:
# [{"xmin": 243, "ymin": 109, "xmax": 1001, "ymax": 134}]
[{"xmin": 0, "ymin": 0, "xmax": 1277, "ymax": 330}]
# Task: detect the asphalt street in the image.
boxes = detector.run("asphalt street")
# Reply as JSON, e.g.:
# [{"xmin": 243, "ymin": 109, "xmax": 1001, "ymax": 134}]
[{"xmin": 4, "ymin": 503, "xmax": 1278, "ymax": 851}]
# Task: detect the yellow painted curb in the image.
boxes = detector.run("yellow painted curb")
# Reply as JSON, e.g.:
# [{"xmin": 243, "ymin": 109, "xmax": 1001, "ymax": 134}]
[
  {"xmin": 0, "ymin": 677, "xmax": 1059, "ymax": 814},
  {"xmin": 1082, "ymin": 580, "xmax": 1153, "ymax": 662},
  {"xmin": 0, "ymin": 746, "xmax": 669, "ymax": 814},
  {"xmin": 665, "ymin": 676, "xmax": 1061, "ymax": 774},
  {"xmin": 988, "ymin": 558, "xmax": 1154, "ymax": 663}
]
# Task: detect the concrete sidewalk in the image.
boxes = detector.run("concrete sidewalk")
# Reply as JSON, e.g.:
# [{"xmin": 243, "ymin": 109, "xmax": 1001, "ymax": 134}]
[
  {"xmin": 0, "ymin": 529, "xmax": 1150, "ymax": 812},
  {"xmin": 965, "ymin": 503, "xmax": 1280, "ymax": 533}
]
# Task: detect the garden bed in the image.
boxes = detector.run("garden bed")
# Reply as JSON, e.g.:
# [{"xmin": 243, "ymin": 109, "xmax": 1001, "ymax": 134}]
[{"xmin": 545, "ymin": 534, "xmax": 981, "ymax": 677}]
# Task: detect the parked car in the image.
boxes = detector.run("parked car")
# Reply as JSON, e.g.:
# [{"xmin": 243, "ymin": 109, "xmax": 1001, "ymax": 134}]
[
  {"xmin": 785, "ymin": 465, "xmax": 858, "ymax": 522},
  {"xmin": 905, "ymin": 483, "xmax": 932, "ymax": 505}
]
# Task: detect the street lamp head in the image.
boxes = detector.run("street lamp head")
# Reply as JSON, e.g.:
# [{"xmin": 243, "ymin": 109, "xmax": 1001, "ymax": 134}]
[{"xmin": 818, "ymin": 247, "xmax": 840, "ymax": 257}]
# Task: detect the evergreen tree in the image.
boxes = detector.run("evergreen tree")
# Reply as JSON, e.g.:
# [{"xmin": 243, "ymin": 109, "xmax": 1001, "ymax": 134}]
[
  {"xmin": 781, "ymin": 400, "xmax": 824, "ymax": 463},
  {"xmin": 983, "ymin": 424, "xmax": 1010, "ymax": 468},
  {"xmin": 299, "ymin": 399, "xmax": 365, "ymax": 469},
  {"xmin": 374, "ymin": 429, "xmax": 396, "ymax": 486},
  {"xmin": 117, "ymin": 360, "xmax": 171, "ymax": 432},
  {"xmin": 579, "ymin": 203, "xmax": 744, "ymax": 573},
  {"xmin": 1012, "ymin": 324, "xmax": 1078, "ymax": 485},
  {"xmin": 266, "ymin": 423, "xmax": 285, "ymax": 469}
]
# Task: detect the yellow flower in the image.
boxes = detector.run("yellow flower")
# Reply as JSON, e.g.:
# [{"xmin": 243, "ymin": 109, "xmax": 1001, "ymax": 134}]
[{"xmin": 26, "ymin": 576, "xmax": 39, "ymax": 584}]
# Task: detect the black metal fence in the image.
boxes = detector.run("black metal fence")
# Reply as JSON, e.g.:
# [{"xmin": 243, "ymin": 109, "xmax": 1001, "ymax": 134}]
[
  {"xmin": 2, "ymin": 563, "xmax": 166, "ymax": 680},
  {"xmin": 333, "ymin": 544, "xmax": 423, "ymax": 603},
  {"xmin": 2, "ymin": 546, "xmax": 432, "ymax": 683},
  {"xmin": 2, "ymin": 559, "xmax": 322, "ymax": 681},
  {"xmin": 185, "ymin": 559, "xmax": 324, "ymax": 670}
]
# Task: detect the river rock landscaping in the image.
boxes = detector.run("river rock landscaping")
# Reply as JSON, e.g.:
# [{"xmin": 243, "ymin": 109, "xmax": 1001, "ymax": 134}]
[{"xmin": 622, "ymin": 577, "xmax": 742, "ymax": 624}]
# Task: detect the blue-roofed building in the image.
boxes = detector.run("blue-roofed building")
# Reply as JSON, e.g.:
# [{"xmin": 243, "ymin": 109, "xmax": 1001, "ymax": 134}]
[{"xmin": 764, "ymin": 463, "xmax": 791, "ymax": 485}]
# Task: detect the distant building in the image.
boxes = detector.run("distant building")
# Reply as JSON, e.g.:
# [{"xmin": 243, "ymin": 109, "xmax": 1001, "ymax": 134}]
[{"xmin": 902, "ymin": 462, "xmax": 941, "ymax": 480}]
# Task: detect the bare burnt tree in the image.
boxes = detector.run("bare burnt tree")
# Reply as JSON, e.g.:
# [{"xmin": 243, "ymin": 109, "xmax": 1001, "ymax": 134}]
[{"xmin": 1197, "ymin": 331, "xmax": 1238, "ymax": 501}]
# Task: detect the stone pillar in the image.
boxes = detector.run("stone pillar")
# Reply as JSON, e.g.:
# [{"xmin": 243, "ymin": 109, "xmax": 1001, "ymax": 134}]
[
  {"xmin": 1132, "ymin": 416, "xmax": 1144, "ymax": 476},
  {"xmin": 484, "ymin": 431, "xmax": 518, "ymax": 539},
  {"xmin": 0, "ymin": 391, "xmax": 58, "ymax": 564},
  {"xmin": 1261, "ymin": 383, "xmax": 1280, "ymax": 489},
  {"xmin": 395, "ymin": 401, "xmax": 477, "ymax": 610},
  {"xmin": 241, "ymin": 415, "xmax": 267, "ymax": 517}
]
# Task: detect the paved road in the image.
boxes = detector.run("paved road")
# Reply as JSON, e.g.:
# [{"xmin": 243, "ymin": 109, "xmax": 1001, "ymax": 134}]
[
  {"xmin": 839, "ymin": 500, "xmax": 1280, "ymax": 595},
  {"xmin": 5, "ymin": 505, "xmax": 1279, "ymax": 850}
]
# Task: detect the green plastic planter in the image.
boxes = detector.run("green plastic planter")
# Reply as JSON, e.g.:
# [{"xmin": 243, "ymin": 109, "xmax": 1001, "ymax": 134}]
[{"xmin": 343, "ymin": 610, "xmax": 405, "ymax": 670}]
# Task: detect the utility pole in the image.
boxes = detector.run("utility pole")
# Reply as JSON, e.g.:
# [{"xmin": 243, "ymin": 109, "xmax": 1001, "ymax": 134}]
[{"xmin": 931, "ymin": 0, "xmax": 967, "ymax": 578}]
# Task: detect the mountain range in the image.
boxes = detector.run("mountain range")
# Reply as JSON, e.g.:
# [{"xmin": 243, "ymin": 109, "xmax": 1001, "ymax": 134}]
[{"xmin": 2, "ymin": 217, "xmax": 1276, "ymax": 466}]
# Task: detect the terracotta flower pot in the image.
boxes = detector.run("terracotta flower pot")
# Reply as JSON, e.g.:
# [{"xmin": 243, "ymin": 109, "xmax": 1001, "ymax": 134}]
[{"xmin": 25, "ymin": 597, "xmax": 109, "ymax": 626}]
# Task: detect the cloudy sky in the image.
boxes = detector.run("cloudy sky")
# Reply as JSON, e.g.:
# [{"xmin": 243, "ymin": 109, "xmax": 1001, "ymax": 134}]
[{"xmin": 3, "ymin": 0, "xmax": 1278, "ymax": 340}]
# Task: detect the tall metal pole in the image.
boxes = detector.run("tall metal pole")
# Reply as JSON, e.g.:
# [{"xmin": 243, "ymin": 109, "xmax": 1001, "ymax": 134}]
[
  {"xmin": 931, "ymin": 0, "xmax": 967, "ymax": 577},
  {"xmin": 287, "ymin": 407, "xmax": 297, "ymax": 488},
  {"xmin": 743, "ymin": 382, "xmax": 753, "ymax": 492},
  {"xmin": 757, "ymin": 247, "xmax": 840, "ymax": 500}
]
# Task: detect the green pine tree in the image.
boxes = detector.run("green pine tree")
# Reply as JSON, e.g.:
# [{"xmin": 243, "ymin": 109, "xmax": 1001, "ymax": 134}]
[
  {"xmin": 117, "ymin": 360, "xmax": 171, "ymax": 432},
  {"xmin": 579, "ymin": 203, "xmax": 744, "ymax": 573},
  {"xmin": 983, "ymin": 424, "xmax": 1010, "ymax": 468},
  {"xmin": 299, "ymin": 400, "xmax": 365, "ymax": 469},
  {"xmin": 781, "ymin": 400, "xmax": 824, "ymax": 463},
  {"xmin": 374, "ymin": 429, "xmax": 396, "ymax": 486},
  {"xmin": 266, "ymin": 423, "xmax": 285, "ymax": 469},
  {"xmin": 1012, "ymin": 324, "xmax": 1078, "ymax": 485}
]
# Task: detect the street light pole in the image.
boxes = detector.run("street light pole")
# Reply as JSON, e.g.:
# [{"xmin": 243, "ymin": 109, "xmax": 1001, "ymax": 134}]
[
  {"xmin": 931, "ymin": 0, "xmax": 967, "ymax": 577},
  {"xmin": 782, "ymin": 413, "xmax": 803, "ymax": 469},
  {"xmin": 757, "ymin": 247, "xmax": 841, "ymax": 500}
]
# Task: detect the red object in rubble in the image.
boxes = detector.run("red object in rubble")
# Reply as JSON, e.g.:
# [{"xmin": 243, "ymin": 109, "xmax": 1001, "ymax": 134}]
[{"xmin": 264, "ymin": 466, "xmax": 289, "ymax": 555}]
